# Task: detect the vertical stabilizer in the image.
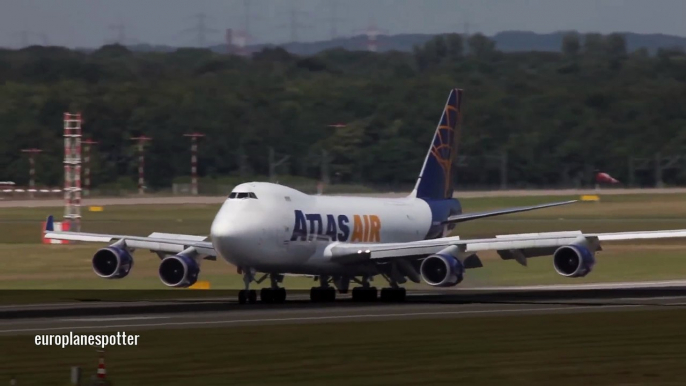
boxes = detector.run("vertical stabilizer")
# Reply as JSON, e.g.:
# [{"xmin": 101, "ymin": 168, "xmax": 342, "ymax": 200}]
[{"xmin": 411, "ymin": 88, "xmax": 463, "ymax": 200}]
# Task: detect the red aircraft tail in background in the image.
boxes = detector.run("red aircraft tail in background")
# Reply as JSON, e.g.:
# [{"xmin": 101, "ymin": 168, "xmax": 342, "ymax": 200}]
[{"xmin": 596, "ymin": 172, "xmax": 620, "ymax": 184}]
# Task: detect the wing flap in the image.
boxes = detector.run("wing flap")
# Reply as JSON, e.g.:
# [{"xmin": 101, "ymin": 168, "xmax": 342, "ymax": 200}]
[{"xmin": 594, "ymin": 230, "xmax": 686, "ymax": 241}]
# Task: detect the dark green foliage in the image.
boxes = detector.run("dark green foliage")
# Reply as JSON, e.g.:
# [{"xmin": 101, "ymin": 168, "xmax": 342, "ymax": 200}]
[{"xmin": 0, "ymin": 33, "xmax": 685, "ymax": 189}]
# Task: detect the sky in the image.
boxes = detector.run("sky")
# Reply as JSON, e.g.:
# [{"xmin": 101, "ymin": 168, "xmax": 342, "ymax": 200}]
[{"xmin": 1, "ymin": 0, "xmax": 685, "ymax": 48}]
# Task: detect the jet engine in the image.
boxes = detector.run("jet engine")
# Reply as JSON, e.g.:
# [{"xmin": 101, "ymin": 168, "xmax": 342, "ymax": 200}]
[
  {"xmin": 419, "ymin": 247, "xmax": 465, "ymax": 287},
  {"xmin": 92, "ymin": 247, "xmax": 134, "ymax": 279},
  {"xmin": 553, "ymin": 245, "xmax": 596, "ymax": 278},
  {"xmin": 158, "ymin": 254, "xmax": 200, "ymax": 288}
]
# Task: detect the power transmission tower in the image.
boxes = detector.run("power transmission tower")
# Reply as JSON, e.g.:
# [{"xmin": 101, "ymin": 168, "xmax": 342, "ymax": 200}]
[
  {"xmin": 269, "ymin": 147, "xmax": 290, "ymax": 182},
  {"xmin": 326, "ymin": 0, "xmax": 345, "ymax": 40},
  {"xmin": 181, "ymin": 13, "xmax": 219, "ymax": 47},
  {"xmin": 108, "ymin": 21, "xmax": 127, "ymax": 44},
  {"xmin": 243, "ymin": 0, "xmax": 254, "ymax": 41},
  {"xmin": 12, "ymin": 30, "xmax": 30, "ymax": 48},
  {"xmin": 106, "ymin": 20, "xmax": 139, "ymax": 45},
  {"xmin": 279, "ymin": 5, "xmax": 310, "ymax": 43}
]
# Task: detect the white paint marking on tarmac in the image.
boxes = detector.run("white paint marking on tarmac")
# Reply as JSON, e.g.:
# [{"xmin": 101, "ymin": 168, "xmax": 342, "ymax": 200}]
[
  {"xmin": 0, "ymin": 304, "xmax": 641, "ymax": 334},
  {"xmin": 59, "ymin": 316, "xmax": 170, "ymax": 322}
]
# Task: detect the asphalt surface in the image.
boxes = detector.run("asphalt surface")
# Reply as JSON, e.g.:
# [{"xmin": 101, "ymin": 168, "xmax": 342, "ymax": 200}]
[{"xmin": 2, "ymin": 281, "xmax": 686, "ymax": 335}]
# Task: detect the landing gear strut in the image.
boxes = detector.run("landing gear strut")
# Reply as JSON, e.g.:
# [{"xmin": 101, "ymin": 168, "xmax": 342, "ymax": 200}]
[
  {"xmin": 310, "ymin": 275, "xmax": 336, "ymax": 302},
  {"xmin": 238, "ymin": 268, "xmax": 257, "ymax": 304}
]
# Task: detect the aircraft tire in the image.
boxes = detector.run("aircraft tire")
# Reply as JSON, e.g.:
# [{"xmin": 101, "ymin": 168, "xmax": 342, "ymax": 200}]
[
  {"xmin": 352, "ymin": 287, "xmax": 378, "ymax": 302},
  {"xmin": 248, "ymin": 290, "xmax": 257, "ymax": 304},
  {"xmin": 310, "ymin": 287, "xmax": 321, "ymax": 302},
  {"xmin": 238, "ymin": 290, "xmax": 247, "ymax": 304},
  {"xmin": 381, "ymin": 288, "xmax": 406, "ymax": 302},
  {"xmin": 325, "ymin": 287, "xmax": 336, "ymax": 302},
  {"xmin": 310, "ymin": 287, "xmax": 335, "ymax": 302},
  {"xmin": 260, "ymin": 288, "xmax": 274, "ymax": 303},
  {"xmin": 275, "ymin": 288, "xmax": 287, "ymax": 303},
  {"xmin": 367, "ymin": 287, "xmax": 378, "ymax": 301}
]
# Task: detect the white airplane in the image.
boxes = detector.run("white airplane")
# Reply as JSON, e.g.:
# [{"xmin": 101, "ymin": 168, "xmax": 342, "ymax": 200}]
[{"xmin": 44, "ymin": 88, "xmax": 686, "ymax": 304}]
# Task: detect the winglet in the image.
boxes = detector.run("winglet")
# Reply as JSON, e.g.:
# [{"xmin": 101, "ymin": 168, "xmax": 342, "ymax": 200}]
[{"xmin": 45, "ymin": 215, "xmax": 54, "ymax": 232}]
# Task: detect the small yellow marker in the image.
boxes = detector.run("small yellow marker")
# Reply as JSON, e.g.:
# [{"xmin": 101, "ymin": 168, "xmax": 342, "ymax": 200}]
[
  {"xmin": 88, "ymin": 206, "xmax": 104, "ymax": 212},
  {"xmin": 580, "ymin": 195, "xmax": 600, "ymax": 202},
  {"xmin": 189, "ymin": 281, "xmax": 210, "ymax": 290}
]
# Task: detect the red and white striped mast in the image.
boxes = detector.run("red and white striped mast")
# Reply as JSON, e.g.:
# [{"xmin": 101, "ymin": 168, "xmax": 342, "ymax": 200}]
[
  {"xmin": 96, "ymin": 349, "xmax": 107, "ymax": 380},
  {"xmin": 63, "ymin": 112, "xmax": 82, "ymax": 231},
  {"xmin": 21, "ymin": 148, "xmax": 42, "ymax": 198},
  {"xmin": 183, "ymin": 133, "xmax": 205, "ymax": 195},
  {"xmin": 131, "ymin": 136, "xmax": 152, "ymax": 195},
  {"xmin": 81, "ymin": 139, "xmax": 98, "ymax": 197}
]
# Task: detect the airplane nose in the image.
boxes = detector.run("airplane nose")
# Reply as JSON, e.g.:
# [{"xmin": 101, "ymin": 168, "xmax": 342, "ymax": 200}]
[{"xmin": 210, "ymin": 213, "xmax": 236, "ymax": 240}]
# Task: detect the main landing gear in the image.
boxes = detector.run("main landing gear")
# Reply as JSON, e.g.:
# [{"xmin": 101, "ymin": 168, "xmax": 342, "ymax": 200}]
[
  {"xmin": 310, "ymin": 275, "xmax": 336, "ymax": 302},
  {"xmin": 237, "ymin": 269, "xmax": 407, "ymax": 304},
  {"xmin": 352, "ymin": 275, "xmax": 407, "ymax": 302},
  {"xmin": 260, "ymin": 274, "xmax": 287, "ymax": 304},
  {"xmin": 237, "ymin": 269, "xmax": 287, "ymax": 304}
]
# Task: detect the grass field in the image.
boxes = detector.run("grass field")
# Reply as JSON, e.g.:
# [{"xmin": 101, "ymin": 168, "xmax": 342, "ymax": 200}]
[
  {"xmin": 2, "ymin": 308, "xmax": 686, "ymax": 385},
  {"xmin": 1, "ymin": 193, "xmax": 686, "ymax": 289}
]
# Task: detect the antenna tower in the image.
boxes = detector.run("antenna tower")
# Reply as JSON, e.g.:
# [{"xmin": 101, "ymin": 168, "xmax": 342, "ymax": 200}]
[{"xmin": 63, "ymin": 112, "xmax": 82, "ymax": 231}]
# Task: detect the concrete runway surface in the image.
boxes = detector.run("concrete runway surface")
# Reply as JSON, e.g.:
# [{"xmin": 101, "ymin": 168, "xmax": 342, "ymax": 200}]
[{"xmin": 2, "ymin": 280, "xmax": 686, "ymax": 335}]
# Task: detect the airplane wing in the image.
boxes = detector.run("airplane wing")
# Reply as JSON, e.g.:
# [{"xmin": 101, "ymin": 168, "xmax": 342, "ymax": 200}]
[
  {"xmin": 443, "ymin": 200, "xmax": 577, "ymax": 224},
  {"xmin": 42, "ymin": 215, "xmax": 216, "ymax": 257},
  {"xmin": 330, "ymin": 229, "xmax": 686, "ymax": 264}
]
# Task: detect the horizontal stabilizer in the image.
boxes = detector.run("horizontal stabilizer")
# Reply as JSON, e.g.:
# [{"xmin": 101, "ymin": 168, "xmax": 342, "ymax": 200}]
[{"xmin": 442, "ymin": 200, "xmax": 577, "ymax": 224}]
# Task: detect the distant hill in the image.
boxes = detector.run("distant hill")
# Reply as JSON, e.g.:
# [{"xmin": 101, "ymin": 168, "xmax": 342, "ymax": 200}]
[{"xmin": 124, "ymin": 30, "xmax": 686, "ymax": 56}]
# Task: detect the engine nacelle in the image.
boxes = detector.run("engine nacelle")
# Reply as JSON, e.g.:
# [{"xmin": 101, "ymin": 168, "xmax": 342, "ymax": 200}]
[
  {"xmin": 553, "ymin": 245, "xmax": 596, "ymax": 278},
  {"xmin": 419, "ymin": 250, "xmax": 465, "ymax": 287},
  {"xmin": 158, "ymin": 254, "xmax": 200, "ymax": 288},
  {"xmin": 92, "ymin": 247, "xmax": 134, "ymax": 279}
]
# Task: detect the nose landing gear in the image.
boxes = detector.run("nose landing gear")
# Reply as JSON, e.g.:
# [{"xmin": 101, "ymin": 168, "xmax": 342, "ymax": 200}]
[{"xmin": 238, "ymin": 268, "xmax": 257, "ymax": 304}]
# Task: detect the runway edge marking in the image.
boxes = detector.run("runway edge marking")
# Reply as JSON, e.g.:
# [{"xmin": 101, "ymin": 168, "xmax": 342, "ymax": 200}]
[{"xmin": 0, "ymin": 304, "xmax": 641, "ymax": 334}]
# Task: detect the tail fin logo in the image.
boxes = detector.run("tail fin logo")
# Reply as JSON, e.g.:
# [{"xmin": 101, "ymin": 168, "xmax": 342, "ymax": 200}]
[
  {"xmin": 431, "ymin": 89, "xmax": 462, "ymax": 198},
  {"xmin": 415, "ymin": 88, "xmax": 463, "ymax": 199}
]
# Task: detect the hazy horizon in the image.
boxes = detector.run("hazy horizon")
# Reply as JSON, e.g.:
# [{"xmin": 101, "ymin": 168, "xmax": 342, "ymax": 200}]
[{"xmin": 1, "ymin": 0, "xmax": 685, "ymax": 49}]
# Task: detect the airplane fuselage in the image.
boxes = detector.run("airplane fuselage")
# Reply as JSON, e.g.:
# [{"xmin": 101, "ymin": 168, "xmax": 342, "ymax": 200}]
[{"xmin": 210, "ymin": 182, "xmax": 461, "ymax": 275}]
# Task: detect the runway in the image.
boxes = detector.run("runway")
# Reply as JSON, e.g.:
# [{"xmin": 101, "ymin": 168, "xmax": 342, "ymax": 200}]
[{"xmin": 2, "ymin": 281, "xmax": 686, "ymax": 335}]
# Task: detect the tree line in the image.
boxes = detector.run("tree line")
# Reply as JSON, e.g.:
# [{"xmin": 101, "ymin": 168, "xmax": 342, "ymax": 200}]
[{"xmin": 0, "ymin": 32, "xmax": 685, "ymax": 191}]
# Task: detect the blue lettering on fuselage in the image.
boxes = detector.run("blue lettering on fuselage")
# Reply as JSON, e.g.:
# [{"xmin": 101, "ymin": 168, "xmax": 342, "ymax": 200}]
[{"xmin": 291, "ymin": 210, "xmax": 351, "ymax": 242}]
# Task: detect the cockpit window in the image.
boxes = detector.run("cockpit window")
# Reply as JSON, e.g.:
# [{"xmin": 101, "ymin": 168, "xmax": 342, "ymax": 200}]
[{"xmin": 228, "ymin": 192, "xmax": 257, "ymax": 199}]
